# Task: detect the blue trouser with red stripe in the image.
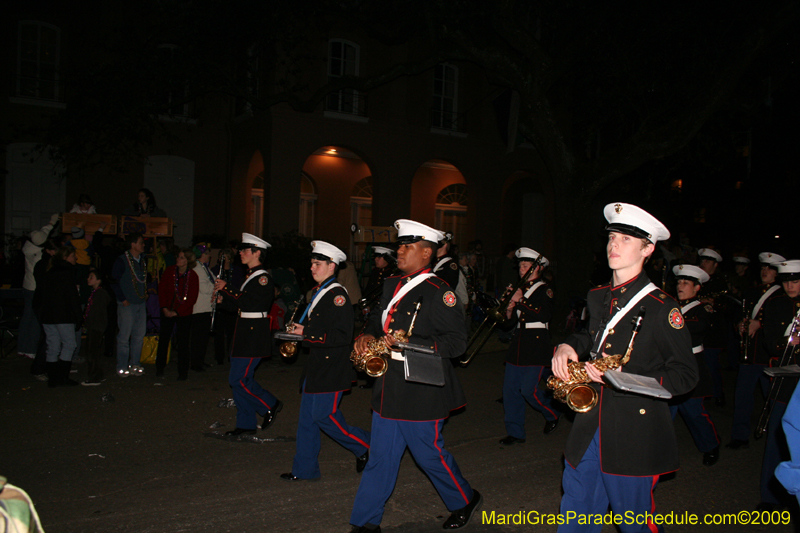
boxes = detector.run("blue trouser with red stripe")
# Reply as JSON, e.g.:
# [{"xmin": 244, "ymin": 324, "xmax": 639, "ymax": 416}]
[
  {"xmin": 670, "ymin": 398, "xmax": 720, "ymax": 453},
  {"xmin": 229, "ymin": 357, "xmax": 278, "ymax": 430},
  {"xmin": 291, "ymin": 383, "xmax": 371, "ymax": 479},
  {"xmin": 762, "ymin": 400, "xmax": 789, "ymax": 505},
  {"xmin": 731, "ymin": 364, "xmax": 770, "ymax": 441},
  {"xmin": 559, "ymin": 429, "xmax": 663, "ymax": 533},
  {"xmin": 350, "ymin": 412, "xmax": 473, "ymax": 528},
  {"xmin": 503, "ymin": 364, "xmax": 559, "ymax": 439}
]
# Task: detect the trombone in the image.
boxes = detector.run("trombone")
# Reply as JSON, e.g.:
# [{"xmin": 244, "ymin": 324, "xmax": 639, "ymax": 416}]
[
  {"xmin": 460, "ymin": 257, "xmax": 541, "ymax": 367},
  {"xmin": 754, "ymin": 307, "xmax": 800, "ymax": 439}
]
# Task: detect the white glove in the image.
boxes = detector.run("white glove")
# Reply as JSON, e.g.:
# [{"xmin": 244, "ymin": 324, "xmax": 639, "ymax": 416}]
[{"xmin": 49, "ymin": 213, "xmax": 60, "ymax": 225}]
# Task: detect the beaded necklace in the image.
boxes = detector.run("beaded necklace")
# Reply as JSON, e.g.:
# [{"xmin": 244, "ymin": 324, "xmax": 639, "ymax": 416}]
[
  {"xmin": 174, "ymin": 267, "xmax": 190, "ymax": 304},
  {"xmin": 125, "ymin": 251, "xmax": 148, "ymax": 300}
]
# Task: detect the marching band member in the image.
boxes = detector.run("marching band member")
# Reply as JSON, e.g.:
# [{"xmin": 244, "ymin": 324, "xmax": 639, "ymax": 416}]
[
  {"xmin": 697, "ymin": 247, "xmax": 727, "ymax": 406},
  {"xmin": 728, "ymin": 252, "xmax": 785, "ymax": 450},
  {"xmin": 349, "ymin": 219, "xmax": 481, "ymax": 532},
  {"xmin": 755, "ymin": 260, "xmax": 800, "ymax": 511},
  {"xmin": 552, "ymin": 203, "xmax": 697, "ymax": 533},
  {"xmin": 499, "ymin": 247, "xmax": 559, "ymax": 445},
  {"xmin": 280, "ymin": 241, "xmax": 370, "ymax": 481},
  {"xmin": 671, "ymin": 264, "xmax": 720, "ymax": 466},
  {"xmin": 214, "ymin": 233, "xmax": 282, "ymax": 437}
]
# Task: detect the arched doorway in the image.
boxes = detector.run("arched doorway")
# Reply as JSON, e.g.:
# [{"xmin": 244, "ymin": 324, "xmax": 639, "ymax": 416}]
[
  {"xmin": 435, "ymin": 183, "xmax": 468, "ymax": 250},
  {"xmin": 251, "ymin": 173, "xmax": 264, "ymax": 236},
  {"xmin": 299, "ymin": 172, "xmax": 317, "ymax": 236},
  {"xmin": 410, "ymin": 159, "xmax": 468, "ymax": 247}
]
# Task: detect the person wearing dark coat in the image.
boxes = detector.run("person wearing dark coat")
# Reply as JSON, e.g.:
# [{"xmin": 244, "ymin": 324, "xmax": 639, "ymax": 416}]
[
  {"xmin": 349, "ymin": 219, "xmax": 481, "ymax": 533},
  {"xmin": 156, "ymin": 249, "xmax": 199, "ymax": 380},
  {"xmin": 215, "ymin": 233, "xmax": 281, "ymax": 436},
  {"xmin": 552, "ymin": 203, "xmax": 698, "ymax": 533},
  {"xmin": 82, "ymin": 268, "xmax": 111, "ymax": 385},
  {"xmin": 280, "ymin": 241, "xmax": 370, "ymax": 481},
  {"xmin": 34, "ymin": 247, "xmax": 82, "ymax": 387},
  {"xmin": 755, "ymin": 259, "xmax": 800, "ymax": 512},
  {"xmin": 728, "ymin": 252, "xmax": 786, "ymax": 450},
  {"xmin": 670, "ymin": 264, "xmax": 720, "ymax": 466},
  {"xmin": 499, "ymin": 247, "xmax": 559, "ymax": 446}
]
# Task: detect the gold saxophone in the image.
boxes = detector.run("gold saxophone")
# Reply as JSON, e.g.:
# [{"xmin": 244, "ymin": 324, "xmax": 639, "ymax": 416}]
[
  {"xmin": 350, "ymin": 330, "xmax": 409, "ymax": 378},
  {"xmin": 547, "ymin": 307, "xmax": 646, "ymax": 413}
]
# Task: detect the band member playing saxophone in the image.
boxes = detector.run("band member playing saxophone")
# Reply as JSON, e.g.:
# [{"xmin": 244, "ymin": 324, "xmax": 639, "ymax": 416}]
[{"xmin": 552, "ymin": 203, "xmax": 697, "ymax": 533}]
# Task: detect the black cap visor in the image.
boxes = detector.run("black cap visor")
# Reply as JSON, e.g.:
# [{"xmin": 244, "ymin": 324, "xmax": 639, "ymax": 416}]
[{"xmin": 605, "ymin": 223, "xmax": 652, "ymax": 242}]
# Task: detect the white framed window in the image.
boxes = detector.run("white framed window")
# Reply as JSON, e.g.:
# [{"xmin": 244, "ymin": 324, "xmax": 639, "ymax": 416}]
[
  {"xmin": 299, "ymin": 173, "xmax": 317, "ymax": 236},
  {"xmin": 251, "ymin": 173, "xmax": 264, "ymax": 236},
  {"xmin": 350, "ymin": 176, "xmax": 373, "ymax": 265},
  {"xmin": 435, "ymin": 184, "xmax": 467, "ymax": 249},
  {"xmin": 432, "ymin": 63, "xmax": 460, "ymax": 131},
  {"xmin": 16, "ymin": 21, "xmax": 60, "ymax": 101},
  {"xmin": 325, "ymin": 39, "xmax": 364, "ymax": 116}
]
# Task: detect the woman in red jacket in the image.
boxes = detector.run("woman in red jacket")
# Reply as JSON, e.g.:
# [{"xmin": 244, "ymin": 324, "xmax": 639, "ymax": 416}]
[{"xmin": 156, "ymin": 248, "xmax": 199, "ymax": 380}]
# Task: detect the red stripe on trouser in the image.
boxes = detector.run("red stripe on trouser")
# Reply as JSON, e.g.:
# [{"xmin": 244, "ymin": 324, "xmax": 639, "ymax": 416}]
[
  {"xmin": 646, "ymin": 475, "xmax": 659, "ymax": 533},
  {"xmin": 530, "ymin": 367, "xmax": 558, "ymax": 419},
  {"xmin": 239, "ymin": 358, "xmax": 271, "ymax": 411},
  {"xmin": 433, "ymin": 420, "xmax": 469, "ymax": 505},
  {"xmin": 700, "ymin": 406, "xmax": 720, "ymax": 443},
  {"xmin": 329, "ymin": 414, "xmax": 370, "ymax": 449}
]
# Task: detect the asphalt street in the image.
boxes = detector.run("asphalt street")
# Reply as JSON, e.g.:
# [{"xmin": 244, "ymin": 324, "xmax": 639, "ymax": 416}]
[{"xmin": 1, "ymin": 339, "xmax": 796, "ymax": 532}]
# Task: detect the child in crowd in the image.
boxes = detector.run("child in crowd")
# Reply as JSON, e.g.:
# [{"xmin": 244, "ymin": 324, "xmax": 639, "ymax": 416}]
[
  {"xmin": 69, "ymin": 194, "xmax": 97, "ymax": 214},
  {"xmin": 82, "ymin": 268, "xmax": 111, "ymax": 385}
]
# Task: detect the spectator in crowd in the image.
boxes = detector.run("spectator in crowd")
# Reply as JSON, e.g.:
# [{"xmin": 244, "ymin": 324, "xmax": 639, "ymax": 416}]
[
  {"xmin": 29, "ymin": 241, "xmax": 58, "ymax": 381},
  {"xmin": 34, "ymin": 246, "xmax": 82, "ymax": 388},
  {"xmin": 82, "ymin": 268, "xmax": 111, "ymax": 385},
  {"xmin": 69, "ymin": 194, "xmax": 97, "ymax": 214},
  {"xmin": 156, "ymin": 248, "xmax": 199, "ymax": 380},
  {"xmin": 124, "ymin": 188, "xmax": 167, "ymax": 218},
  {"xmin": 190, "ymin": 243, "xmax": 215, "ymax": 372},
  {"xmin": 111, "ymin": 232, "xmax": 149, "ymax": 377},
  {"xmin": 19, "ymin": 213, "xmax": 60, "ymax": 359}
]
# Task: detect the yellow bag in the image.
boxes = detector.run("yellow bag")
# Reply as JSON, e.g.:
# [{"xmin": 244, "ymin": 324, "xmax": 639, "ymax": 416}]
[{"xmin": 140, "ymin": 335, "xmax": 170, "ymax": 364}]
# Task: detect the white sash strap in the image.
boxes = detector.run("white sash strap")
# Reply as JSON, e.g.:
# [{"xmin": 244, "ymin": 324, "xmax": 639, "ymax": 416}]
[
  {"xmin": 593, "ymin": 282, "xmax": 657, "ymax": 358},
  {"xmin": 692, "ymin": 345, "xmax": 704, "ymax": 354},
  {"xmin": 433, "ymin": 257, "xmax": 450, "ymax": 272},
  {"xmin": 752, "ymin": 285, "xmax": 781, "ymax": 319},
  {"xmin": 239, "ymin": 269, "xmax": 268, "ymax": 291},
  {"xmin": 381, "ymin": 273, "xmax": 437, "ymax": 328},
  {"xmin": 516, "ymin": 281, "xmax": 546, "ymax": 319},
  {"xmin": 680, "ymin": 300, "xmax": 702, "ymax": 315},
  {"xmin": 307, "ymin": 283, "xmax": 344, "ymax": 315}
]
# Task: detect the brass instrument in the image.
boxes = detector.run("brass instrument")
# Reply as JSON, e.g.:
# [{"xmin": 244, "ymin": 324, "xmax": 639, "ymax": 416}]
[
  {"xmin": 460, "ymin": 258, "xmax": 541, "ymax": 367},
  {"xmin": 740, "ymin": 298, "xmax": 751, "ymax": 364},
  {"xmin": 351, "ymin": 300, "xmax": 421, "ymax": 377},
  {"xmin": 547, "ymin": 307, "xmax": 646, "ymax": 412},
  {"xmin": 754, "ymin": 307, "xmax": 800, "ymax": 439},
  {"xmin": 278, "ymin": 297, "xmax": 304, "ymax": 358}
]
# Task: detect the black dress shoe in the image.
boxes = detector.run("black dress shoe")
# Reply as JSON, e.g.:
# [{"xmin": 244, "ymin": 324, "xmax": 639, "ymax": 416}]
[
  {"xmin": 443, "ymin": 489, "xmax": 482, "ymax": 529},
  {"xmin": 725, "ymin": 439, "xmax": 749, "ymax": 450},
  {"xmin": 703, "ymin": 446, "xmax": 720, "ymax": 466},
  {"xmin": 543, "ymin": 418, "xmax": 559, "ymax": 435},
  {"xmin": 350, "ymin": 525, "xmax": 381, "ymax": 533},
  {"xmin": 260, "ymin": 400, "xmax": 283, "ymax": 430},
  {"xmin": 279, "ymin": 472, "xmax": 320, "ymax": 482},
  {"xmin": 225, "ymin": 427, "xmax": 256, "ymax": 436},
  {"xmin": 499, "ymin": 435, "xmax": 526, "ymax": 445},
  {"xmin": 356, "ymin": 451, "xmax": 369, "ymax": 473}
]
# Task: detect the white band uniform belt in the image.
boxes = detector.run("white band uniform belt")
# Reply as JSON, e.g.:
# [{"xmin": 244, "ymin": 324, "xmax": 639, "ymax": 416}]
[
  {"xmin": 517, "ymin": 322, "xmax": 548, "ymax": 329},
  {"xmin": 239, "ymin": 311, "xmax": 269, "ymax": 319},
  {"xmin": 692, "ymin": 344, "xmax": 704, "ymax": 354}
]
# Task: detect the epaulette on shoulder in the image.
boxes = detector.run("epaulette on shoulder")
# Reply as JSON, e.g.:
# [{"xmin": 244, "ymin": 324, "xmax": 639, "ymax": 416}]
[
  {"xmin": 647, "ymin": 289, "xmax": 676, "ymax": 305},
  {"xmin": 589, "ymin": 283, "xmax": 610, "ymax": 292}
]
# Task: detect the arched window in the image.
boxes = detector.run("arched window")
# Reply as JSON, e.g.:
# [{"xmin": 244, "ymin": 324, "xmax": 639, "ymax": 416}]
[
  {"xmin": 251, "ymin": 173, "xmax": 264, "ymax": 236},
  {"xmin": 435, "ymin": 184, "xmax": 467, "ymax": 248},
  {"xmin": 17, "ymin": 21, "xmax": 61, "ymax": 101},
  {"xmin": 299, "ymin": 173, "xmax": 317, "ymax": 236}
]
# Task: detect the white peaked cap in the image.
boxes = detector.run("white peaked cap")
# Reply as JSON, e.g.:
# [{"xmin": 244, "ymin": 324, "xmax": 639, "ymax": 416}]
[
  {"xmin": 241, "ymin": 233, "xmax": 271, "ymax": 249},
  {"xmin": 759, "ymin": 252, "xmax": 786, "ymax": 265},
  {"xmin": 732, "ymin": 256, "xmax": 750, "ymax": 264},
  {"xmin": 373, "ymin": 246, "xmax": 395, "ymax": 258},
  {"xmin": 515, "ymin": 247, "xmax": 550, "ymax": 268},
  {"xmin": 311, "ymin": 241, "xmax": 346, "ymax": 265},
  {"xmin": 777, "ymin": 260, "xmax": 800, "ymax": 278},
  {"xmin": 697, "ymin": 248, "xmax": 723, "ymax": 263},
  {"xmin": 603, "ymin": 203, "xmax": 670, "ymax": 242},
  {"xmin": 673, "ymin": 264, "xmax": 710, "ymax": 285},
  {"xmin": 394, "ymin": 219, "xmax": 445, "ymax": 244}
]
